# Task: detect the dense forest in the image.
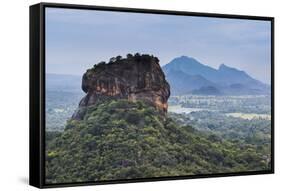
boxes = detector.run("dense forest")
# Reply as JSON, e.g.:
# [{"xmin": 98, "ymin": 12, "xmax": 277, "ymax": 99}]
[{"xmin": 46, "ymin": 100, "xmax": 270, "ymax": 184}]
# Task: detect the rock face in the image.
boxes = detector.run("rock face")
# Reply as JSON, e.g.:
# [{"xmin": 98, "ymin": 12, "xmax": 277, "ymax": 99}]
[{"xmin": 72, "ymin": 54, "xmax": 170, "ymax": 120}]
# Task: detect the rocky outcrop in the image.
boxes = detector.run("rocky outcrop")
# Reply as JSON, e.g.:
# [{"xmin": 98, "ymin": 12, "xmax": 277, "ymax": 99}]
[{"xmin": 72, "ymin": 53, "xmax": 170, "ymax": 120}]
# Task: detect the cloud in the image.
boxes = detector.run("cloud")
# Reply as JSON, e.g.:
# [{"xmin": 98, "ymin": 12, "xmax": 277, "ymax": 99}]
[{"xmin": 46, "ymin": 7, "xmax": 271, "ymax": 84}]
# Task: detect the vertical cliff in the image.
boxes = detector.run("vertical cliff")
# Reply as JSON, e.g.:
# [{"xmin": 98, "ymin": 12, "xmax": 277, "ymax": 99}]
[{"xmin": 72, "ymin": 53, "xmax": 170, "ymax": 120}]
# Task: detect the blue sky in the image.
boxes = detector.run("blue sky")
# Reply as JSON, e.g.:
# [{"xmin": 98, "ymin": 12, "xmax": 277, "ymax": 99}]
[{"xmin": 46, "ymin": 8, "xmax": 271, "ymax": 84}]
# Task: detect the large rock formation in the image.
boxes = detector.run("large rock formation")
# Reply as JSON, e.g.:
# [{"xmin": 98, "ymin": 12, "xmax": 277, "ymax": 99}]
[{"xmin": 72, "ymin": 53, "xmax": 170, "ymax": 120}]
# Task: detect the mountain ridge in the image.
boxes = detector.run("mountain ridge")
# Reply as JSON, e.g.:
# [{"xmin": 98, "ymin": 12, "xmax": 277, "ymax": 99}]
[{"xmin": 162, "ymin": 56, "xmax": 269, "ymax": 95}]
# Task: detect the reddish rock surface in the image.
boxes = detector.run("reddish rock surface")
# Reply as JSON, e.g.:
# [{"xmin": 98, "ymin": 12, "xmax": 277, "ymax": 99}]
[{"xmin": 72, "ymin": 54, "xmax": 170, "ymax": 120}]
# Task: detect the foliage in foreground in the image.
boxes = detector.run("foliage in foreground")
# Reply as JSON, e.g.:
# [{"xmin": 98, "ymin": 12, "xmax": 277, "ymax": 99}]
[{"xmin": 46, "ymin": 100, "xmax": 270, "ymax": 184}]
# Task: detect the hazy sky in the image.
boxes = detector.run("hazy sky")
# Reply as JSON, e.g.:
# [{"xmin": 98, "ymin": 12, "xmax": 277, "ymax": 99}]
[{"xmin": 46, "ymin": 8, "xmax": 271, "ymax": 84}]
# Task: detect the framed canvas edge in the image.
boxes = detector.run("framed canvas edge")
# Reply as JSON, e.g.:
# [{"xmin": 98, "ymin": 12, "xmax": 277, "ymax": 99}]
[
  {"xmin": 29, "ymin": 3, "xmax": 44, "ymax": 188},
  {"xmin": 29, "ymin": 2, "xmax": 275, "ymax": 189}
]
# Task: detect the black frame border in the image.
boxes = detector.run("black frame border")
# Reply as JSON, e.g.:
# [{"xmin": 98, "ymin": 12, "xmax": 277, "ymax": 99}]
[{"xmin": 29, "ymin": 2, "xmax": 275, "ymax": 189}]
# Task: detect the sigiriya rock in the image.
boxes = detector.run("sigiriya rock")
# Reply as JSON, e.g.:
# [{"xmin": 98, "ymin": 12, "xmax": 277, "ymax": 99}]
[{"xmin": 72, "ymin": 53, "xmax": 170, "ymax": 120}]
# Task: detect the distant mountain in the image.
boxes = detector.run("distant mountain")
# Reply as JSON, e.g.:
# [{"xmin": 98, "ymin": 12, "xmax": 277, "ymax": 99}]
[
  {"xmin": 217, "ymin": 64, "xmax": 267, "ymax": 88},
  {"xmin": 162, "ymin": 56, "xmax": 270, "ymax": 95},
  {"xmin": 164, "ymin": 69, "xmax": 216, "ymax": 95},
  {"xmin": 46, "ymin": 73, "xmax": 82, "ymax": 92},
  {"xmin": 163, "ymin": 56, "xmax": 219, "ymax": 82}
]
